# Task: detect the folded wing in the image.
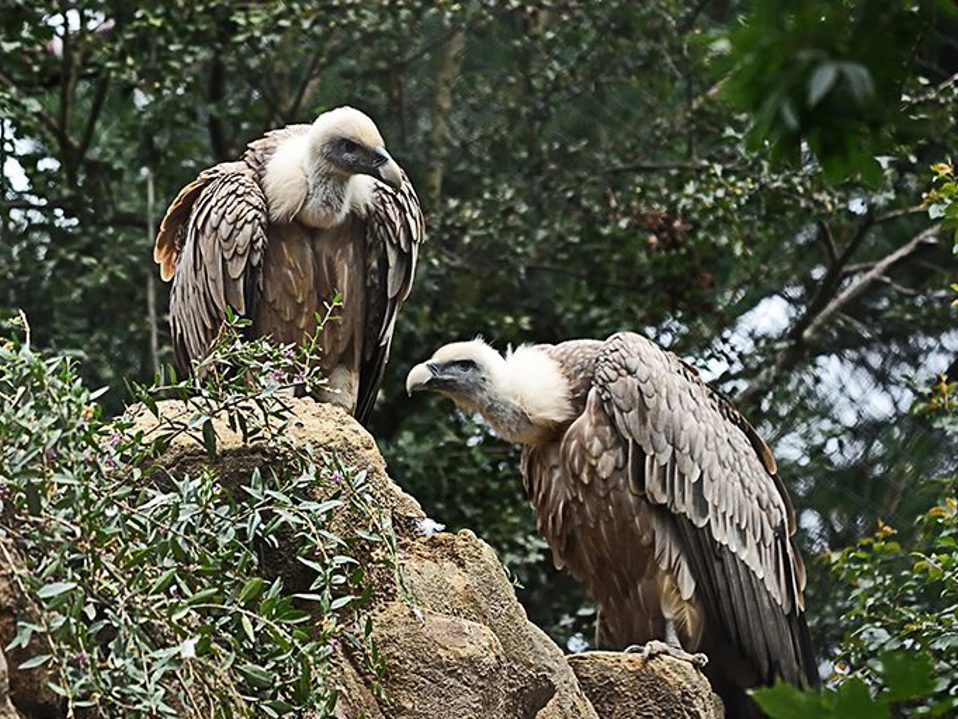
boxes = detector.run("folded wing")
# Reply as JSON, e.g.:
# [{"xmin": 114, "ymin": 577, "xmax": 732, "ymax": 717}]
[
  {"xmin": 594, "ymin": 331, "xmax": 818, "ymax": 687},
  {"xmin": 154, "ymin": 162, "xmax": 268, "ymax": 371}
]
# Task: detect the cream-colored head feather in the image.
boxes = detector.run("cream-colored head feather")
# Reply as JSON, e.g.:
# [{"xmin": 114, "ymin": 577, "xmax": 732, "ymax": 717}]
[
  {"xmin": 308, "ymin": 106, "xmax": 385, "ymax": 151},
  {"xmin": 501, "ymin": 344, "xmax": 574, "ymax": 426},
  {"xmin": 263, "ymin": 107, "xmax": 387, "ymax": 225},
  {"xmin": 429, "ymin": 338, "xmax": 573, "ymax": 427}
]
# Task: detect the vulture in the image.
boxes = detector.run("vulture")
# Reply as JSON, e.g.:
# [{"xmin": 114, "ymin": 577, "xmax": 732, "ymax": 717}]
[
  {"xmin": 406, "ymin": 333, "xmax": 819, "ymax": 718},
  {"xmin": 154, "ymin": 106, "xmax": 425, "ymax": 423}
]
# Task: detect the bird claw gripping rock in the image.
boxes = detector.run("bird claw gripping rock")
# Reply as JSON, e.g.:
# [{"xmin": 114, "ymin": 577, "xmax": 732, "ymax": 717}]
[{"xmin": 624, "ymin": 640, "xmax": 709, "ymax": 669}]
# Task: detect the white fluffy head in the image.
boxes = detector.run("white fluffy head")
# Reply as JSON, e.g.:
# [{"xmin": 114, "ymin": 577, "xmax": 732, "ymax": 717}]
[
  {"xmin": 264, "ymin": 107, "xmax": 388, "ymax": 226},
  {"xmin": 308, "ymin": 106, "xmax": 385, "ymax": 152},
  {"xmin": 430, "ymin": 338, "xmax": 573, "ymax": 427}
]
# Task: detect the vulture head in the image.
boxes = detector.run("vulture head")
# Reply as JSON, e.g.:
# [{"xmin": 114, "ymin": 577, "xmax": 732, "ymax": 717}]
[
  {"xmin": 308, "ymin": 106, "xmax": 402, "ymax": 189},
  {"xmin": 406, "ymin": 339, "xmax": 574, "ymax": 444},
  {"xmin": 263, "ymin": 106, "xmax": 405, "ymax": 227}
]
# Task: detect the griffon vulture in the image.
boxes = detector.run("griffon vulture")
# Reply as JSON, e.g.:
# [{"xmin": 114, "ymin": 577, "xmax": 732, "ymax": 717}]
[
  {"xmin": 154, "ymin": 107, "xmax": 424, "ymax": 422},
  {"xmin": 406, "ymin": 332, "xmax": 818, "ymax": 718}
]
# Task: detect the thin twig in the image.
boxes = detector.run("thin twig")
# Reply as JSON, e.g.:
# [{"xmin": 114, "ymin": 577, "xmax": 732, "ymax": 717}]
[
  {"xmin": 76, "ymin": 74, "xmax": 110, "ymax": 163},
  {"xmin": 817, "ymin": 220, "xmax": 838, "ymax": 265},
  {"xmin": 803, "ymin": 225, "xmax": 940, "ymax": 340}
]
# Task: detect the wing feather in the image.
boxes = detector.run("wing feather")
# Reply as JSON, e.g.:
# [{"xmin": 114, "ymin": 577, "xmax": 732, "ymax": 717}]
[
  {"xmin": 158, "ymin": 162, "xmax": 268, "ymax": 372},
  {"xmin": 354, "ymin": 171, "xmax": 425, "ymax": 423},
  {"xmin": 594, "ymin": 331, "xmax": 818, "ymax": 687}
]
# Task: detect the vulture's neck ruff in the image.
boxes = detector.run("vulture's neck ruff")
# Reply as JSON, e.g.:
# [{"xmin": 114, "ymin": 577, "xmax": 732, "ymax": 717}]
[
  {"xmin": 262, "ymin": 107, "xmax": 393, "ymax": 229},
  {"xmin": 408, "ymin": 340, "xmax": 575, "ymax": 444}
]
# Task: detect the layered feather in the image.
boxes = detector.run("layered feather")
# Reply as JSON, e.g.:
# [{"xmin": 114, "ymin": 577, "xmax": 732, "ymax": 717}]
[
  {"xmin": 152, "ymin": 112, "xmax": 425, "ymax": 424},
  {"xmin": 517, "ymin": 332, "xmax": 818, "ymax": 694}
]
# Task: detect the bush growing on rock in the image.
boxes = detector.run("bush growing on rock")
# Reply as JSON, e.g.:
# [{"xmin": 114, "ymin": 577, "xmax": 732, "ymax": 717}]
[{"xmin": 0, "ymin": 312, "xmax": 394, "ymax": 718}]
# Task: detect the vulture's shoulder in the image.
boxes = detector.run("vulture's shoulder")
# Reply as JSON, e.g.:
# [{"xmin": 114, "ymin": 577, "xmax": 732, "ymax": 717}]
[
  {"xmin": 153, "ymin": 161, "xmax": 257, "ymax": 282},
  {"xmin": 242, "ymin": 124, "xmax": 311, "ymax": 174},
  {"xmin": 596, "ymin": 331, "xmax": 778, "ymax": 475},
  {"xmin": 539, "ymin": 340, "xmax": 603, "ymax": 401},
  {"xmin": 592, "ymin": 330, "xmax": 801, "ymax": 600},
  {"xmin": 156, "ymin": 160, "xmax": 269, "ymax": 371}
]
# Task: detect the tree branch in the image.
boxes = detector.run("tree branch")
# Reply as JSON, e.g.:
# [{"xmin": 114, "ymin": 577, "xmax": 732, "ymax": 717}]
[
  {"xmin": 602, "ymin": 160, "xmax": 719, "ymax": 175},
  {"xmin": 286, "ymin": 49, "xmax": 324, "ymax": 122},
  {"xmin": 817, "ymin": 219, "xmax": 838, "ymax": 265},
  {"xmin": 737, "ymin": 224, "xmax": 943, "ymax": 407},
  {"xmin": 76, "ymin": 74, "xmax": 110, "ymax": 164},
  {"xmin": 145, "ymin": 167, "xmax": 160, "ymax": 375},
  {"xmin": 425, "ymin": 26, "xmax": 465, "ymax": 206},
  {"xmin": 207, "ymin": 56, "xmax": 228, "ymax": 161},
  {"xmin": 803, "ymin": 225, "xmax": 940, "ymax": 340}
]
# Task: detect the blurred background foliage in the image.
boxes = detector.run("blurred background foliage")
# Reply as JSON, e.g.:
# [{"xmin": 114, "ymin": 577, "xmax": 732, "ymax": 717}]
[{"xmin": 2, "ymin": 0, "xmax": 957, "ymax": 694}]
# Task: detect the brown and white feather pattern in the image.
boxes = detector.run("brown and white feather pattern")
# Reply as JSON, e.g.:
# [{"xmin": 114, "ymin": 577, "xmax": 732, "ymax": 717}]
[
  {"xmin": 520, "ymin": 333, "xmax": 816, "ymax": 690},
  {"xmin": 593, "ymin": 332, "xmax": 815, "ymax": 686},
  {"xmin": 154, "ymin": 119, "xmax": 424, "ymax": 423},
  {"xmin": 155, "ymin": 162, "xmax": 268, "ymax": 371}
]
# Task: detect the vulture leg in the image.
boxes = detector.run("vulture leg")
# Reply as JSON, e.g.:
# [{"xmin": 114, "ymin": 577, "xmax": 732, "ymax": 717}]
[{"xmin": 624, "ymin": 620, "xmax": 708, "ymax": 668}]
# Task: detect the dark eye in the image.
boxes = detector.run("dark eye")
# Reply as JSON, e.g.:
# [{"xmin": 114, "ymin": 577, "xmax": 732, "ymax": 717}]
[
  {"xmin": 341, "ymin": 139, "xmax": 360, "ymax": 153},
  {"xmin": 449, "ymin": 359, "xmax": 477, "ymax": 371}
]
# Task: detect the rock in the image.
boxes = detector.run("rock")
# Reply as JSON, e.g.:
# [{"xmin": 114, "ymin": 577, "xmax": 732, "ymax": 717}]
[
  {"xmin": 1, "ymin": 398, "xmax": 722, "ymax": 719},
  {"xmin": 0, "ymin": 539, "xmax": 61, "ymax": 719},
  {"xmin": 568, "ymin": 652, "xmax": 724, "ymax": 719},
  {"xmin": 377, "ymin": 531, "xmax": 597, "ymax": 718}
]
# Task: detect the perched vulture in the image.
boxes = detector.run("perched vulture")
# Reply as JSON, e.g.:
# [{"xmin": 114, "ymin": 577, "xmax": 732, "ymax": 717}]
[
  {"xmin": 154, "ymin": 107, "xmax": 425, "ymax": 422},
  {"xmin": 406, "ymin": 333, "xmax": 818, "ymax": 718}
]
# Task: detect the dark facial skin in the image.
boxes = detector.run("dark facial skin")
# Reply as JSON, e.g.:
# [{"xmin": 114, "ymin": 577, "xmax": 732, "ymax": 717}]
[
  {"xmin": 415, "ymin": 358, "xmax": 486, "ymax": 396},
  {"xmin": 328, "ymin": 136, "xmax": 397, "ymax": 186},
  {"xmin": 407, "ymin": 355, "xmax": 547, "ymax": 444}
]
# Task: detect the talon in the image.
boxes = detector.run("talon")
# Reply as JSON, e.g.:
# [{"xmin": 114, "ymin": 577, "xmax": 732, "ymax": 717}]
[{"xmin": 622, "ymin": 640, "xmax": 708, "ymax": 668}]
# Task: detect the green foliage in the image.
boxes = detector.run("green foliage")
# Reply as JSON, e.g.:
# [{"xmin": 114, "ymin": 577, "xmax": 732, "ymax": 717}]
[
  {"xmin": 723, "ymin": 0, "xmax": 949, "ymax": 182},
  {"xmin": 0, "ymin": 313, "xmax": 393, "ymax": 717},
  {"xmin": 753, "ymin": 374, "xmax": 958, "ymax": 717},
  {"xmin": 2, "ymin": 0, "xmax": 957, "ymax": 664},
  {"xmin": 753, "ymin": 650, "xmax": 938, "ymax": 719},
  {"xmin": 925, "ymin": 161, "xmax": 958, "ymax": 251}
]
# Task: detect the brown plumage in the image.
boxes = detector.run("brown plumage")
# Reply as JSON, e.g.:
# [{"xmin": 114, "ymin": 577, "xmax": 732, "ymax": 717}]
[
  {"xmin": 154, "ymin": 107, "xmax": 425, "ymax": 423},
  {"xmin": 406, "ymin": 333, "xmax": 818, "ymax": 717}
]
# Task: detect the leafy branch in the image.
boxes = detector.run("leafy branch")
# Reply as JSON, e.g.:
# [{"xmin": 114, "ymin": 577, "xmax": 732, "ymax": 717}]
[{"xmin": 0, "ymin": 306, "xmax": 393, "ymax": 718}]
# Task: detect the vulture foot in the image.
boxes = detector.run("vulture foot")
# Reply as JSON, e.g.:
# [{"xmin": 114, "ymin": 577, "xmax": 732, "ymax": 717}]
[{"xmin": 624, "ymin": 640, "xmax": 708, "ymax": 668}]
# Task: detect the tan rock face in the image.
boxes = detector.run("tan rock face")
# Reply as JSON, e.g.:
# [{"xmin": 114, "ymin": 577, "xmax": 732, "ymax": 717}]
[
  {"xmin": 569, "ymin": 652, "xmax": 724, "ymax": 719},
  {"xmin": 2, "ymin": 398, "xmax": 721, "ymax": 719},
  {"xmin": 379, "ymin": 531, "xmax": 597, "ymax": 719}
]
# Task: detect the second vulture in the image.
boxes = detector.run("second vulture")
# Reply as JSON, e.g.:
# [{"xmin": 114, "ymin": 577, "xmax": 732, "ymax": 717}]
[
  {"xmin": 154, "ymin": 106, "xmax": 425, "ymax": 423},
  {"xmin": 406, "ymin": 332, "xmax": 818, "ymax": 718}
]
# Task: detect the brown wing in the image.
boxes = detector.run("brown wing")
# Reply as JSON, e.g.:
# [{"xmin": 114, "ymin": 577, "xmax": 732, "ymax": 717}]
[
  {"xmin": 354, "ymin": 171, "xmax": 425, "ymax": 423},
  {"xmin": 156, "ymin": 162, "xmax": 268, "ymax": 372},
  {"xmin": 594, "ymin": 331, "xmax": 818, "ymax": 687}
]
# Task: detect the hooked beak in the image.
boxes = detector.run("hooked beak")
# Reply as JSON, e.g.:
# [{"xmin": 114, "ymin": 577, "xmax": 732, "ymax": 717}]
[
  {"xmin": 372, "ymin": 146, "xmax": 402, "ymax": 189},
  {"xmin": 406, "ymin": 361, "xmax": 438, "ymax": 396}
]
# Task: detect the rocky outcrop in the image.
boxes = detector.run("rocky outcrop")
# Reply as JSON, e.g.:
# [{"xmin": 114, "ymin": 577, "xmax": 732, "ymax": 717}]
[
  {"xmin": 569, "ymin": 652, "xmax": 724, "ymax": 719},
  {"xmin": 0, "ymin": 398, "xmax": 722, "ymax": 718},
  {"xmin": 369, "ymin": 531, "xmax": 595, "ymax": 718}
]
